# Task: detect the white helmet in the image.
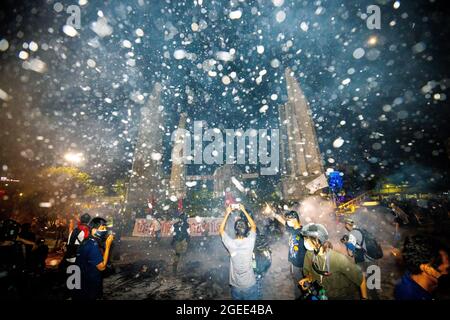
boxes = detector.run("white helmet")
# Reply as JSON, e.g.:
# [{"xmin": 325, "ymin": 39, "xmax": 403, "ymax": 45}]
[{"xmin": 301, "ymin": 223, "xmax": 329, "ymax": 244}]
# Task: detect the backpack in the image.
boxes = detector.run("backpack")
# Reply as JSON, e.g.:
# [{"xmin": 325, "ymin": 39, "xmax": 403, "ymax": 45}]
[
  {"xmin": 252, "ymin": 233, "xmax": 272, "ymax": 275},
  {"xmin": 354, "ymin": 228, "xmax": 383, "ymax": 260},
  {"xmin": 65, "ymin": 228, "xmax": 82, "ymax": 260},
  {"xmin": 78, "ymin": 224, "xmax": 90, "ymax": 240}
]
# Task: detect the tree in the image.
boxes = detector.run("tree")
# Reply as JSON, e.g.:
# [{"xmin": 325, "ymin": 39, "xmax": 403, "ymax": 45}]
[
  {"xmin": 15, "ymin": 166, "xmax": 105, "ymax": 224},
  {"xmin": 112, "ymin": 179, "xmax": 127, "ymax": 199}
]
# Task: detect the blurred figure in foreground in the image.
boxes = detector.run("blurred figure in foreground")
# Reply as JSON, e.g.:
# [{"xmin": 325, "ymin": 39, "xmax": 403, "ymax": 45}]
[
  {"xmin": 395, "ymin": 235, "xmax": 449, "ymax": 300},
  {"xmin": 73, "ymin": 217, "xmax": 114, "ymax": 300},
  {"xmin": 300, "ymin": 223, "xmax": 368, "ymax": 300}
]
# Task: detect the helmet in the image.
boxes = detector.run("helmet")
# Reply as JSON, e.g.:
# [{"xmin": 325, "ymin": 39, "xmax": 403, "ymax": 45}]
[
  {"xmin": 344, "ymin": 218, "xmax": 355, "ymax": 226},
  {"xmin": 80, "ymin": 213, "xmax": 91, "ymax": 224},
  {"xmin": 301, "ymin": 223, "xmax": 329, "ymax": 244},
  {"xmin": 234, "ymin": 219, "xmax": 250, "ymax": 237}
]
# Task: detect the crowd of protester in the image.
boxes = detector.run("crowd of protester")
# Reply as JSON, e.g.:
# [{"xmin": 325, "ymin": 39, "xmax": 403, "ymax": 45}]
[
  {"xmin": 0, "ymin": 195, "xmax": 449, "ymax": 300},
  {"xmin": 218, "ymin": 197, "xmax": 449, "ymax": 300}
]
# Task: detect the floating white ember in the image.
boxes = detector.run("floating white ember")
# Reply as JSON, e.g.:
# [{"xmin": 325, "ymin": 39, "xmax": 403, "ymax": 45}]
[
  {"xmin": 173, "ymin": 49, "xmax": 187, "ymax": 60},
  {"xmin": 300, "ymin": 22, "xmax": 309, "ymax": 32},
  {"xmin": 22, "ymin": 58, "xmax": 47, "ymax": 73},
  {"xmin": 353, "ymin": 48, "xmax": 365, "ymax": 59},
  {"xmin": 122, "ymin": 40, "xmax": 132, "ymax": 48},
  {"xmin": 270, "ymin": 58, "xmax": 280, "ymax": 68},
  {"xmin": 259, "ymin": 105, "xmax": 269, "ymax": 113},
  {"xmin": 229, "ymin": 10, "xmax": 242, "ymax": 20},
  {"xmin": 186, "ymin": 181, "xmax": 197, "ymax": 187},
  {"xmin": 29, "ymin": 41, "xmax": 38, "ymax": 51},
  {"xmin": 18, "ymin": 50, "xmax": 29, "ymax": 60},
  {"xmin": 333, "ymin": 137, "xmax": 345, "ymax": 148},
  {"xmin": 0, "ymin": 39, "xmax": 9, "ymax": 51},
  {"xmin": 216, "ymin": 51, "xmax": 234, "ymax": 62},
  {"xmin": 63, "ymin": 25, "xmax": 78, "ymax": 37},
  {"xmin": 231, "ymin": 176, "xmax": 245, "ymax": 193},
  {"xmin": 91, "ymin": 17, "xmax": 113, "ymax": 37},
  {"xmin": 191, "ymin": 22, "xmax": 199, "ymax": 32},
  {"xmin": 0, "ymin": 88, "xmax": 11, "ymax": 101},
  {"xmin": 87, "ymin": 59, "xmax": 96, "ymax": 68},
  {"xmin": 222, "ymin": 75, "xmax": 231, "ymax": 85},
  {"xmin": 276, "ymin": 11, "xmax": 286, "ymax": 23},
  {"xmin": 272, "ymin": 0, "xmax": 284, "ymax": 7},
  {"xmin": 135, "ymin": 28, "xmax": 144, "ymax": 37},
  {"xmin": 151, "ymin": 152, "xmax": 162, "ymax": 161}
]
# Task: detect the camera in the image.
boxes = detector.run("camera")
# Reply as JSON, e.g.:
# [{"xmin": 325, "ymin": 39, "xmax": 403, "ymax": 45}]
[
  {"xmin": 340, "ymin": 234, "xmax": 349, "ymax": 244},
  {"xmin": 231, "ymin": 203, "xmax": 240, "ymax": 210},
  {"xmin": 299, "ymin": 280, "xmax": 326, "ymax": 300}
]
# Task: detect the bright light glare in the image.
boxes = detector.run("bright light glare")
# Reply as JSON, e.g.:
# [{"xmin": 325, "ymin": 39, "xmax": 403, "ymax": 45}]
[
  {"xmin": 64, "ymin": 152, "xmax": 84, "ymax": 164},
  {"xmin": 367, "ymin": 36, "xmax": 378, "ymax": 46}
]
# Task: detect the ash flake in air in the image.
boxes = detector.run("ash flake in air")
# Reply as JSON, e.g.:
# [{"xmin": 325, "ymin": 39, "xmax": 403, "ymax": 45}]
[
  {"xmin": 63, "ymin": 25, "xmax": 78, "ymax": 37},
  {"xmin": 0, "ymin": 39, "xmax": 9, "ymax": 51},
  {"xmin": 276, "ymin": 11, "xmax": 286, "ymax": 23},
  {"xmin": 174, "ymin": 49, "xmax": 187, "ymax": 60},
  {"xmin": 91, "ymin": 17, "xmax": 113, "ymax": 37},
  {"xmin": 222, "ymin": 75, "xmax": 231, "ymax": 85},
  {"xmin": 229, "ymin": 10, "xmax": 242, "ymax": 20},
  {"xmin": 353, "ymin": 48, "xmax": 365, "ymax": 59},
  {"xmin": 333, "ymin": 137, "xmax": 345, "ymax": 148},
  {"xmin": 300, "ymin": 22, "xmax": 309, "ymax": 32}
]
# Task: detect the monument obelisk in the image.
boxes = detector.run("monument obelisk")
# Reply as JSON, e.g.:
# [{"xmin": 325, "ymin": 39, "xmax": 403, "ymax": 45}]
[
  {"xmin": 169, "ymin": 113, "xmax": 188, "ymax": 200},
  {"xmin": 125, "ymin": 83, "xmax": 167, "ymax": 212},
  {"xmin": 279, "ymin": 68, "xmax": 326, "ymax": 201}
]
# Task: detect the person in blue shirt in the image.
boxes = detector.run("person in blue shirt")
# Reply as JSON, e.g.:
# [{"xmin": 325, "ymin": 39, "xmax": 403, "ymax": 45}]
[
  {"xmin": 271, "ymin": 210, "xmax": 306, "ymax": 299},
  {"xmin": 74, "ymin": 217, "xmax": 114, "ymax": 300},
  {"xmin": 395, "ymin": 235, "xmax": 449, "ymax": 300}
]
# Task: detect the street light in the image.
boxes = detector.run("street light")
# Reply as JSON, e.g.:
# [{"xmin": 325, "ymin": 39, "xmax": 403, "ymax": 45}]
[{"xmin": 64, "ymin": 152, "xmax": 84, "ymax": 165}]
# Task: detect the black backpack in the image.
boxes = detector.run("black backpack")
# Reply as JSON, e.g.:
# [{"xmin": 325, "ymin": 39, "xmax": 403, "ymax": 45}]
[
  {"xmin": 252, "ymin": 233, "xmax": 272, "ymax": 275},
  {"xmin": 65, "ymin": 228, "xmax": 82, "ymax": 260},
  {"xmin": 354, "ymin": 228, "xmax": 383, "ymax": 260}
]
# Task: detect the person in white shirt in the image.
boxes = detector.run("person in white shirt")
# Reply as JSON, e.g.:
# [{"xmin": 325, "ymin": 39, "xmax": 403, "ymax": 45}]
[{"xmin": 219, "ymin": 204, "xmax": 258, "ymax": 300}]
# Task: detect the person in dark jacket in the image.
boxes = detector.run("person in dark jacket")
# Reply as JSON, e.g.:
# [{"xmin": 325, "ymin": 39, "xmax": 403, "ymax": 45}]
[{"xmin": 395, "ymin": 235, "xmax": 449, "ymax": 300}]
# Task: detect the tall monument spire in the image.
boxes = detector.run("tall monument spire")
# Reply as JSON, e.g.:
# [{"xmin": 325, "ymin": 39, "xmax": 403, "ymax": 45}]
[
  {"xmin": 126, "ymin": 83, "xmax": 166, "ymax": 209},
  {"xmin": 169, "ymin": 113, "xmax": 187, "ymax": 199},
  {"xmin": 279, "ymin": 68, "xmax": 326, "ymax": 200}
]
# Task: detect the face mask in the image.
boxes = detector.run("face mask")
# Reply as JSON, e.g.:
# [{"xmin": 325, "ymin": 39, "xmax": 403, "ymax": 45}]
[
  {"xmin": 287, "ymin": 220, "xmax": 294, "ymax": 227},
  {"xmin": 304, "ymin": 240, "xmax": 316, "ymax": 252},
  {"xmin": 94, "ymin": 229, "xmax": 108, "ymax": 241}
]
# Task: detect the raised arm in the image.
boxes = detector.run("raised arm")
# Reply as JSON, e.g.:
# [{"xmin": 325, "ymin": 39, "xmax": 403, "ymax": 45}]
[
  {"xmin": 272, "ymin": 211, "xmax": 286, "ymax": 226},
  {"xmin": 96, "ymin": 234, "xmax": 114, "ymax": 271},
  {"xmin": 219, "ymin": 206, "xmax": 233, "ymax": 236},
  {"xmin": 239, "ymin": 204, "xmax": 256, "ymax": 233}
]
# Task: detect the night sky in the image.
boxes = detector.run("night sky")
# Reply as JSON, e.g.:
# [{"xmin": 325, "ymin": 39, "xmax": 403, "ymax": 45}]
[{"xmin": 0, "ymin": 0, "xmax": 449, "ymax": 193}]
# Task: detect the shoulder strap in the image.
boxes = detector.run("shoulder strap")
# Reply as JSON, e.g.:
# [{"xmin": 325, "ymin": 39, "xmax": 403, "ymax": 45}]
[
  {"xmin": 326, "ymin": 250, "xmax": 331, "ymax": 274},
  {"xmin": 68, "ymin": 228, "xmax": 81, "ymax": 246}
]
